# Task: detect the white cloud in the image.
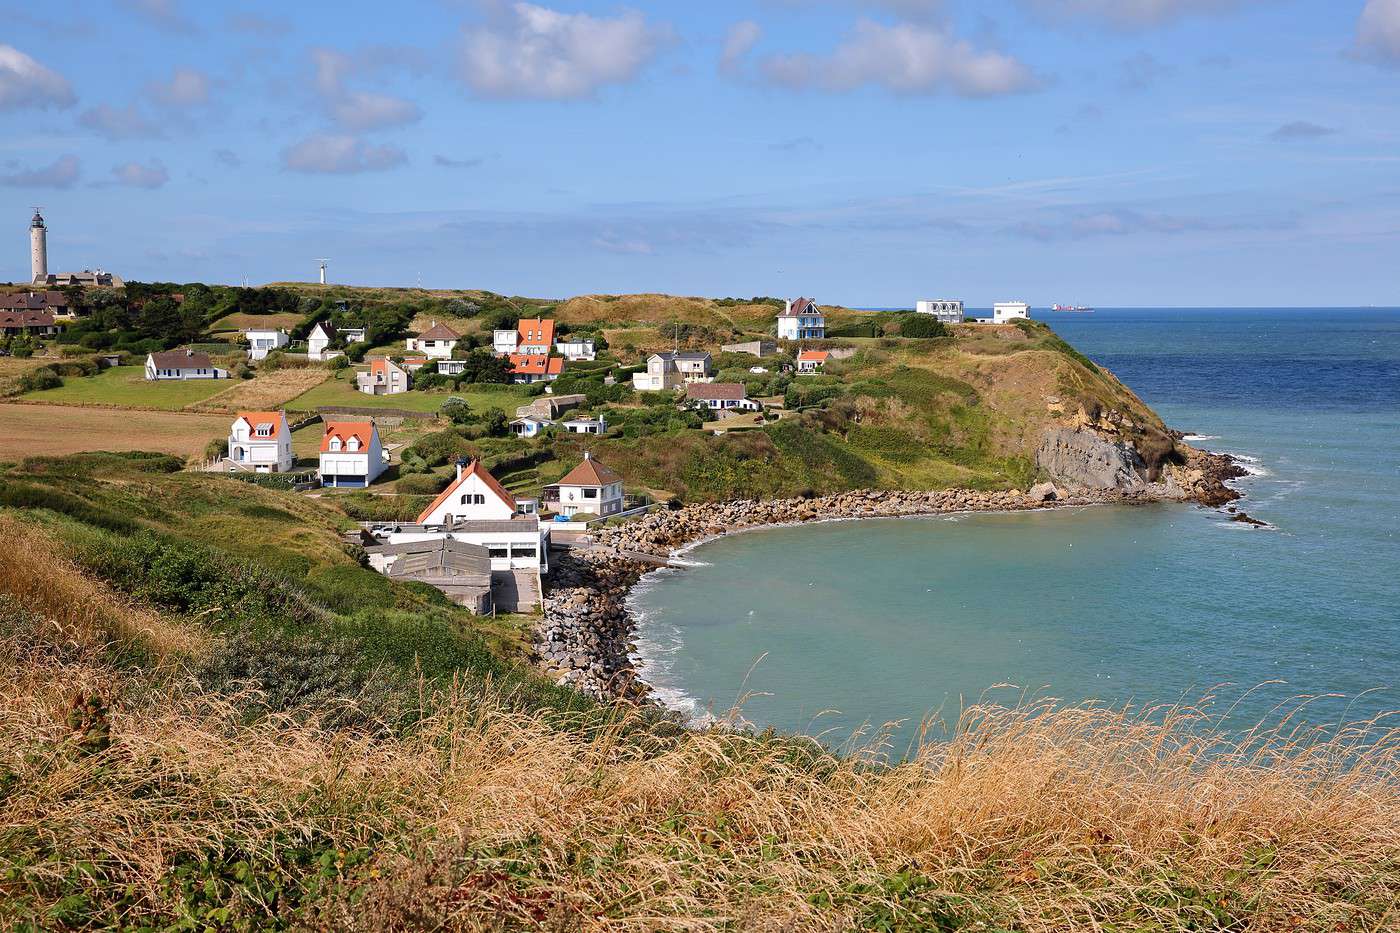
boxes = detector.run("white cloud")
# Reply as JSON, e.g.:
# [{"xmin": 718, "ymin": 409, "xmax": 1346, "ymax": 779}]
[
  {"xmin": 78, "ymin": 103, "xmax": 165, "ymax": 140},
  {"xmin": 0, "ymin": 154, "xmax": 80, "ymax": 188},
  {"xmin": 0, "ymin": 45, "xmax": 75, "ymax": 111},
  {"xmin": 1357, "ymin": 0, "xmax": 1400, "ymax": 63},
  {"xmin": 1021, "ymin": 0, "xmax": 1244, "ymax": 28},
  {"xmin": 281, "ymin": 134, "xmax": 407, "ymax": 174},
  {"xmin": 459, "ymin": 3, "xmax": 663, "ymax": 99},
  {"xmin": 759, "ymin": 20, "xmax": 1036, "ymax": 97},
  {"xmin": 147, "ymin": 67, "xmax": 211, "ymax": 107},
  {"xmin": 720, "ymin": 20, "xmax": 762, "ymax": 74},
  {"xmin": 111, "ymin": 158, "xmax": 169, "ymax": 189},
  {"xmin": 310, "ymin": 48, "xmax": 421, "ymax": 131}
]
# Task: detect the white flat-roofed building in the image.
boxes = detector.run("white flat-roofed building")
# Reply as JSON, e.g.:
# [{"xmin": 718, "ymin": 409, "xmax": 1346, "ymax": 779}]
[
  {"xmin": 245, "ymin": 328, "xmax": 289, "ymax": 360},
  {"xmin": 993, "ymin": 301, "xmax": 1031, "ymax": 324},
  {"xmin": 915, "ymin": 299, "xmax": 964, "ymax": 323},
  {"xmin": 554, "ymin": 336, "xmax": 596, "ymax": 361}
]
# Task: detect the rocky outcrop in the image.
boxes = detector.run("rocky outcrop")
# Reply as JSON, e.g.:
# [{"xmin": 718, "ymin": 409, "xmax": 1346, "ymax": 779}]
[
  {"xmin": 537, "ymin": 551, "xmax": 649, "ymax": 702},
  {"xmin": 1036, "ymin": 427, "xmax": 1150, "ymax": 493}
]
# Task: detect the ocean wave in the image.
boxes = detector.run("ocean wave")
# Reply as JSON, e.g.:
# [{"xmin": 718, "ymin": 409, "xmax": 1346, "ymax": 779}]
[{"xmin": 1183, "ymin": 434, "xmax": 1220, "ymax": 442}]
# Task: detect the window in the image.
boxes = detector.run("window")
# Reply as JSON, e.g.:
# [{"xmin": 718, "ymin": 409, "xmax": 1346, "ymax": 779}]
[
  {"xmin": 256, "ymin": 425, "xmax": 271, "ymax": 437},
  {"xmin": 488, "ymin": 546, "xmax": 508, "ymax": 559},
  {"xmin": 583, "ymin": 488, "xmax": 597, "ymax": 499},
  {"xmin": 511, "ymin": 545, "xmax": 537, "ymax": 559},
  {"xmin": 330, "ymin": 437, "xmax": 342, "ymax": 452},
  {"xmin": 347, "ymin": 436, "xmax": 360, "ymax": 451}
]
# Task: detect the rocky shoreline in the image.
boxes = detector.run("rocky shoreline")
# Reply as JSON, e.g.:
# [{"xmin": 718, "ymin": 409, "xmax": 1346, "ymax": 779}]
[{"xmin": 535, "ymin": 449, "xmax": 1246, "ymax": 702}]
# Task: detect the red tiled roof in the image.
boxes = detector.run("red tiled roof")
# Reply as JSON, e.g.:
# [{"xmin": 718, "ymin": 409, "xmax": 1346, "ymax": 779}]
[
  {"xmin": 558, "ymin": 455, "xmax": 621, "ymax": 487},
  {"xmin": 0, "ymin": 292, "xmax": 64, "ymax": 312},
  {"xmin": 416, "ymin": 459, "xmax": 516, "ymax": 523},
  {"xmin": 686, "ymin": 382, "xmax": 747, "ymax": 400},
  {"xmin": 509, "ymin": 354, "xmax": 564, "ymax": 376},
  {"xmin": 517, "ymin": 318, "xmax": 555, "ymax": 348},
  {"xmin": 416, "ymin": 321, "xmax": 460, "ymax": 340},
  {"xmin": 780, "ymin": 297, "xmax": 820, "ymax": 317},
  {"xmin": 236, "ymin": 411, "xmax": 286, "ymax": 436},
  {"xmin": 320, "ymin": 421, "xmax": 377, "ymax": 453},
  {"xmin": 797, "ymin": 350, "xmax": 830, "ymax": 362},
  {"xmin": 0, "ymin": 309, "xmax": 54, "ymax": 328}
]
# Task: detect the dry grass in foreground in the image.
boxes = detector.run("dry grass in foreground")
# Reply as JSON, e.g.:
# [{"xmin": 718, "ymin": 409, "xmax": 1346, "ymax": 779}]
[{"xmin": 3, "ymin": 620, "xmax": 1397, "ymax": 930}]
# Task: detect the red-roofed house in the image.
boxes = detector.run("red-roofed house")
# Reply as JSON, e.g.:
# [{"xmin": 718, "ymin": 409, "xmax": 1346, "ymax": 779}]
[
  {"xmin": 494, "ymin": 318, "xmax": 555, "ymax": 356},
  {"xmin": 227, "ymin": 411, "xmax": 293, "ymax": 473},
  {"xmin": 508, "ymin": 353, "xmax": 564, "ymax": 384},
  {"xmin": 796, "ymin": 350, "xmax": 830, "ymax": 375},
  {"xmin": 0, "ymin": 309, "xmax": 59, "ymax": 337},
  {"xmin": 547, "ymin": 453, "xmax": 625, "ymax": 518},
  {"xmin": 406, "ymin": 321, "xmax": 461, "ymax": 359},
  {"xmin": 356, "ymin": 357, "xmax": 410, "ymax": 395},
  {"xmin": 319, "ymin": 421, "xmax": 386, "ymax": 487},
  {"xmin": 396, "ymin": 459, "xmax": 548, "ymax": 576}
]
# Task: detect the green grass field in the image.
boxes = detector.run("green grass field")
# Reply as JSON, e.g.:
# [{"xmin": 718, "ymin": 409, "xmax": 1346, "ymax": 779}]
[
  {"xmin": 285, "ymin": 371, "xmax": 537, "ymax": 415},
  {"xmin": 20, "ymin": 365, "xmax": 233, "ymax": 410}
]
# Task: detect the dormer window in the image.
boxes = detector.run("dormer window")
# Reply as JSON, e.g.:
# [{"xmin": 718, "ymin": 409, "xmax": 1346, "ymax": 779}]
[
  {"xmin": 255, "ymin": 425, "xmax": 271, "ymax": 437},
  {"xmin": 330, "ymin": 437, "xmax": 342, "ymax": 451},
  {"xmin": 347, "ymin": 436, "xmax": 361, "ymax": 451}
]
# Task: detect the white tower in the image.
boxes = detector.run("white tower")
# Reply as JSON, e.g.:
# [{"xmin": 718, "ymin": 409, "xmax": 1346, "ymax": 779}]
[
  {"xmin": 30, "ymin": 209, "xmax": 47, "ymax": 284},
  {"xmin": 316, "ymin": 258, "xmax": 328, "ymax": 285}
]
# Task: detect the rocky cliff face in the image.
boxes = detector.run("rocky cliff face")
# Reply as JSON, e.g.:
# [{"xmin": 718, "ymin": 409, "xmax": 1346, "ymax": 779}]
[{"xmin": 1035, "ymin": 428, "xmax": 1152, "ymax": 493}]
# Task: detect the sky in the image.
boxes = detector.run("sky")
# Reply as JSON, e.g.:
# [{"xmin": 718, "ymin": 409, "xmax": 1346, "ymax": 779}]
[{"xmin": 1, "ymin": 0, "xmax": 1398, "ymax": 306}]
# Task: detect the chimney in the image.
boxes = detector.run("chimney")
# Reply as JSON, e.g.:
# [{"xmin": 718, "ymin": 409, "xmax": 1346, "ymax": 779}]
[
  {"xmin": 583, "ymin": 451, "xmax": 591, "ymax": 461},
  {"xmin": 185, "ymin": 348, "xmax": 193, "ymax": 357},
  {"xmin": 456, "ymin": 458, "xmax": 464, "ymax": 480}
]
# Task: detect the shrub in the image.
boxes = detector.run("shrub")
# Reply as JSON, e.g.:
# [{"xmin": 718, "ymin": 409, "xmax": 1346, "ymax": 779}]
[
  {"xmin": 898, "ymin": 315, "xmax": 949, "ymax": 339},
  {"xmin": 17, "ymin": 367, "xmax": 61, "ymax": 393},
  {"xmin": 394, "ymin": 473, "xmax": 447, "ymax": 496}
]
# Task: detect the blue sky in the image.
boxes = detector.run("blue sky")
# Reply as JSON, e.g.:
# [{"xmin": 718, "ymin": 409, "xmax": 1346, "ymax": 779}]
[{"xmin": 1, "ymin": 0, "xmax": 1398, "ymax": 305}]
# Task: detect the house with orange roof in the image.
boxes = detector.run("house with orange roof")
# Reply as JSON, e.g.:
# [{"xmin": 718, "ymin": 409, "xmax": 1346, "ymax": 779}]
[
  {"xmin": 406, "ymin": 321, "xmax": 461, "ymax": 359},
  {"xmin": 796, "ymin": 349, "xmax": 830, "ymax": 375},
  {"xmin": 355, "ymin": 357, "xmax": 409, "ymax": 395},
  {"xmin": 318, "ymin": 421, "xmax": 386, "ymax": 488},
  {"xmin": 226, "ymin": 411, "xmax": 292, "ymax": 473},
  {"xmin": 493, "ymin": 318, "xmax": 555, "ymax": 357},
  {"xmin": 546, "ymin": 453, "xmax": 625, "ymax": 518},
  {"xmin": 508, "ymin": 353, "xmax": 564, "ymax": 384}
]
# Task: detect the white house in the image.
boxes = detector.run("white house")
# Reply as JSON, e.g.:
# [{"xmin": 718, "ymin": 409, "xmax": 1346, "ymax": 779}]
[
  {"xmin": 993, "ymin": 301, "xmax": 1031, "ymax": 324},
  {"xmin": 340, "ymin": 326, "xmax": 367, "ymax": 344},
  {"xmin": 796, "ymin": 350, "xmax": 830, "ymax": 374},
  {"xmin": 437, "ymin": 359, "xmax": 467, "ymax": 376},
  {"xmin": 511, "ymin": 415, "xmax": 553, "ymax": 438},
  {"xmin": 227, "ymin": 410, "xmax": 293, "ymax": 473},
  {"xmin": 318, "ymin": 421, "xmax": 386, "ymax": 488},
  {"xmin": 777, "ymin": 297, "xmax": 825, "ymax": 340},
  {"xmin": 244, "ymin": 328, "xmax": 289, "ymax": 361},
  {"xmin": 307, "ymin": 322, "xmax": 339, "ymax": 361},
  {"xmin": 145, "ymin": 349, "xmax": 225, "ymax": 380},
  {"xmin": 407, "ymin": 459, "xmax": 549, "ymax": 574},
  {"xmin": 560, "ymin": 414, "xmax": 608, "ymax": 434},
  {"xmin": 548, "ymin": 453, "xmax": 625, "ymax": 518},
  {"xmin": 915, "ymin": 299, "xmax": 965, "ymax": 323},
  {"xmin": 356, "ymin": 357, "xmax": 409, "ymax": 395},
  {"xmin": 685, "ymin": 383, "xmax": 760, "ymax": 411},
  {"xmin": 632, "ymin": 351, "xmax": 710, "ymax": 391},
  {"xmin": 406, "ymin": 321, "xmax": 460, "ymax": 359},
  {"xmin": 554, "ymin": 336, "xmax": 596, "ymax": 361},
  {"xmin": 493, "ymin": 328, "xmax": 520, "ymax": 356}
]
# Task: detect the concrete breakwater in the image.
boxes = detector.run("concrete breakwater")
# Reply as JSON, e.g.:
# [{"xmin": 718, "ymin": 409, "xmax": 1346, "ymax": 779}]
[{"xmin": 534, "ymin": 472, "xmax": 1238, "ymax": 701}]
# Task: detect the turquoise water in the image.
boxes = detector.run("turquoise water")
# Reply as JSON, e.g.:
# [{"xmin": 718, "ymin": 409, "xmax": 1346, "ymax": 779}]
[{"xmin": 631, "ymin": 309, "xmax": 1400, "ymax": 750}]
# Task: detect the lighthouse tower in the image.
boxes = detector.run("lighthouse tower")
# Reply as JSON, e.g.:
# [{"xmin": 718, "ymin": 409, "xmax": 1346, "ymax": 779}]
[{"xmin": 29, "ymin": 209, "xmax": 47, "ymax": 284}]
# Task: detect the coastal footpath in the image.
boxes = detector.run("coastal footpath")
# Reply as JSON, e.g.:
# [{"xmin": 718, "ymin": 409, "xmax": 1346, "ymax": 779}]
[{"xmin": 536, "ymin": 442, "xmax": 1246, "ymax": 700}]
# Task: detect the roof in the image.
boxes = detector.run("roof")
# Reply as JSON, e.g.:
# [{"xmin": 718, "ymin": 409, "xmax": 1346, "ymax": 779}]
[
  {"xmin": 686, "ymin": 382, "xmax": 747, "ymax": 401},
  {"xmin": 370, "ymin": 357, "xmax": 402, "ymax": 375},
  {"xmin": 309, "ymin": 321, "xmax": 336, "ymax": 339},
  {"xmin": 416, "ymin": 321, "xmax": 461, "ymax": 340},
  {"xmin": 148, "ymin": 349, "xmax": 213, "ymax": 369},
  {"xmin": 517, "ymin": 318, "xmax": 555, "ymax": 347},
  {"xmin": 652, "ymin": 350, "xmax": 711, "ymax": 363},
  {"xmin": 558, "ymin": 454, "xmax": 622, "ymax": 488},
  {"xmin": 235, "ymin": 411, "xmax": 286, "ymax": 435},
  {"xmin": 320, "ymin": 420, "xmax": 377, "ymax": 453},
  {"xmin": 380, "ymin": 538, "xmax": 491, "ymax": 581},
  {"xmin": 797, "ymin": 350, "xmax": 830, "ymax": 362},
  {"xmin": 0, "ymin": 309, "xmax": 55, "ymax": 328},
  {"xmin": 509, "ymin": 354, "xmax": 564, "ymax": 376},
  {"xmin": 781, "ymin": 297, "xmax": 821, "ymax": 317},
  {"xmin": 0, "ymin": 292, "xmax": 66, "ymax": 311},
  {"xmin": 416, "ymin": 459, "xmax": 517, "ymax": 523}
]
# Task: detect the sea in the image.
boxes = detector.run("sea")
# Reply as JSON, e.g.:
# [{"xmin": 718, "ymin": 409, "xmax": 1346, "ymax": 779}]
[{"xmin": 629, "ymin": 308, "xmax": 1400, "ymax": 754}]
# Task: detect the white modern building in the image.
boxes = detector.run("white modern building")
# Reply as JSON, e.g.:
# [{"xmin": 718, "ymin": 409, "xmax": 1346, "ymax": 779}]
[
  {"xmin": 145, "ymin": 349, "xmax": 226, "ymax": 380},
  {"xmin": 547, "ymin": 453, "xmax": 625, "ymax": 519},
  {"xmin": 245, "ymin": 328, "xmax": 289, "ymax": 361},
  {"xmin": 993, "ymin": 301, "xmax": 1031, "ymax": 324},
  {"xmin": 560, "ymin": 414, "xmax": 608, "ymax": 434},
  {"xmin": 915, "ymin": 299, "xmax": 965, "ymax": 323},
  {"xmin": 406, "ymin": 321, "xmax": 460, "ymax": 359},
  {"xmin": 554, "ymin": 336, "xmax": 596, "ymax": 361},
  {"xmin": 319, "ymin": 421, "xmax": 387, "ymax": 488},
  {"xmin": 227, "ymin": 411, "xmax": 293, "ymax": 473},
  {"xmin": 777, "ymin": 297, "xmax": 825, "ymax": 340}
]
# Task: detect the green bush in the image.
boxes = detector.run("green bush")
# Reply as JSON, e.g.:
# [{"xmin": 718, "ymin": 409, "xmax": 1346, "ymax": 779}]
[
  {"xmin": 394, "ymin": 473, "xmax": 447, "ymax": 496},
  {"xmin": 897, "ymin": 315, "xmax": 949, "ymax": 339},
  {"xmin": 17, "ymin": 367, "xmax": 61, "ymax": 393}
]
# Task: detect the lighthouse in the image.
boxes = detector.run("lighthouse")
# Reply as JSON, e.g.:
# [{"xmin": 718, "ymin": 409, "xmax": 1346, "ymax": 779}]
[{"xmin": 29, "ymin": 209, "xmax": 47, "ymax": 283}]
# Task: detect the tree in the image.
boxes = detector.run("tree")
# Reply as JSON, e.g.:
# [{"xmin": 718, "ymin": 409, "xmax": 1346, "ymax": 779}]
[
  {"xmin": 482, "ymin": 407, "xmax": 509, "ymax": 437},
  {"xmin": 440, "ymin": 396, "xmax": 473, "ymax": 425}
]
